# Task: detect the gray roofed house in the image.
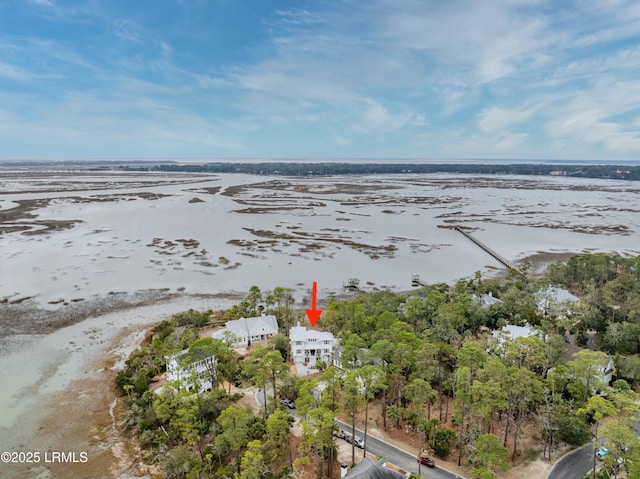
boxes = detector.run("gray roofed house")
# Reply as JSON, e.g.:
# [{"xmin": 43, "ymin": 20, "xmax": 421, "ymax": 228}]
[
  {"xmin": 537, "ymin": 286, "xmax": 580, "ymax": 317},
  {"xmin": 213, "ymin": 314, "xmax": 279, "ymax": 347},
  {"xmin": 472, "ymin": 291, "xmax": 503, "ymax": 307},
  {"xmin": 345, "ymin": 457, "xmax": 406, "ymax": 478}
]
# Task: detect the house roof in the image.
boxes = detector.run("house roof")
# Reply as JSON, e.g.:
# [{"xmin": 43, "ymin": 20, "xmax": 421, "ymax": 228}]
[
  {"xmin": 538, "ymin": 286, "xmax": 580, "ymax": 304},
  {"xmin": 346, "ymin": 458, "xmax": 405, "ymax": 479},
  {"xmin": 167, "ymin": 348, "xmax": 189, "ymax": 366},
  {"xmin": 493, "ymin": 324, "xmax": 538, "ymax": 341},
  {"xmin": 472, "ymin": 291, "xmax": 503, "ymax": 307},
  {"xmin": 225, "ymin": 314, "xmax": 278, "ymax": 338},
  {"xmin": 289, "ymin": 322, "xmax": 334, "ymax": 342}
]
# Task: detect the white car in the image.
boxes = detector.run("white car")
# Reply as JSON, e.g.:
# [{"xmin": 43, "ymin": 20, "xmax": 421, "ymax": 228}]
[{"xmin": 354, "ymin": 437, "xmax": 364, "ymax": 449}]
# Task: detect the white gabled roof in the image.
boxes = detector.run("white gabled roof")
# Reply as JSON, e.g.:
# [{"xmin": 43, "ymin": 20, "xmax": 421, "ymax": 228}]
[
  {"xmin": 290, "ymin": 322, "xmax": 334, "ymax": 342},
  {"xmin": 226, "ymin": 314, "xmax": 279, "ymax": 338}
]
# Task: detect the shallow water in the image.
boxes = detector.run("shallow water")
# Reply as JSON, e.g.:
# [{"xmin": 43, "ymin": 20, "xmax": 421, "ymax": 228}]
[{"xmin": 1, "ymin": 172, "xmax": 638, "ymax": 307}]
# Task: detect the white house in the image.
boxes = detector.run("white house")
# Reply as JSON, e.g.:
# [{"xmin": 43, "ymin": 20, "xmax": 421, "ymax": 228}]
[
  {"xmin": 165, "ymin": 348, "xmax": 217, "ymax": 393},
  {"xmin": 289, "ymin": 322, "xmax": 337, "ymax": 367},
  {"xmin": 213, "ymin": 314, "xmax": 279, "ymax": 348}
]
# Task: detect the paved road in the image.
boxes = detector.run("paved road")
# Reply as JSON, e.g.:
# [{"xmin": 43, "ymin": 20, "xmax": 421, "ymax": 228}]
[
  {"xmin": 547, "ymin": 443, "xmax": 594, "ymax": 479},
  {"xmin": 547, "ymin": 415, "xmax": 640, "ymax": 479},
  {"xmin": 335, "ymin": 420, "xmax": 465, "ymax": 479}
]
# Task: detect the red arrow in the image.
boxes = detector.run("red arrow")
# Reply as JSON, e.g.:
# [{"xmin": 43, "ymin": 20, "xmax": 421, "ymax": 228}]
[{"xmin": 305, "ymin": 281, "xmax": 322, "ymax": 328}]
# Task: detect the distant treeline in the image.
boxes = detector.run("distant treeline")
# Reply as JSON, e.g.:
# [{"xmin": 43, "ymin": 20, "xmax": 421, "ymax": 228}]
[{"xmin": 115, "ymin": 162, "xmax": 640, "ymax": 180}]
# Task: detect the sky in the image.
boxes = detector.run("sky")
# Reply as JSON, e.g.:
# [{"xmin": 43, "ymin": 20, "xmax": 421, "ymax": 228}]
[{"xmin": 1, "ymin": 0, "xmax": 640, "ymax": 161}]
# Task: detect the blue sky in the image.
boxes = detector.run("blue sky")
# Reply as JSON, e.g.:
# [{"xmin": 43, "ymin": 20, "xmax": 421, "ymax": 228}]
[{"xmin": 1, "ymin": 0, "xmax": 640, "ymax": 161}]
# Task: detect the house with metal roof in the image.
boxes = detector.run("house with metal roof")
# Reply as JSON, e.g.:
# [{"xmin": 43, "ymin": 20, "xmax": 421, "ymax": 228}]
[
  {"xmin": 344, "ymin": 457, "xmax": 406, "ymax": 478},
  {"xmin": 212, "ymin": 314, "xmax": 279, "ymax": 348}
]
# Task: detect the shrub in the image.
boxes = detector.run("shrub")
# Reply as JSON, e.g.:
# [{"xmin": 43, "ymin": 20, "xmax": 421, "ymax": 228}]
[{"xmin": 431, "ymin": 429, "xmax": 457, "ymax": 457}]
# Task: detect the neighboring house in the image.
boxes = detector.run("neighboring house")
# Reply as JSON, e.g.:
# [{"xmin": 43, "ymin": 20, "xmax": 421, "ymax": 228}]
[
  {"xmin": 537, "ymin": 286, "xmax": 580, "ymax": 317},
  {"xmin": 601, "ymin": 356, "xmax": 615, "ymax": 385},
  {"xmin": 289, "ymin": 321, "xmax": 337, "ymax": 367},
  {"xmin": 472, "ymin": 291, "xmax": 503, "ymax": 308},
  {"xmin": 212, "ymin": 314, "xmax": 279, "ymax": 348},
  {"xmin": 489, "ymin": 324, "xmax": 544, "ymax": 355},
  {"xmin": 563, "ymin": 345, "xmax": 616, "ymax": 387},
  {"xmin": 344, "ymin": 457, "xmax": 406, "ymax": 478},
  {"xmin": 332, "ymin": 344, "xmax": 344, "ymax": 369},
  {"xmin": 165, "ymin": 348, "xmax": 217, "ymax": 393}
]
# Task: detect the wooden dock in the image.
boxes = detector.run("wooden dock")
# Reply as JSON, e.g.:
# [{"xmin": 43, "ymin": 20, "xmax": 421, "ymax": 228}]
[{"xmin": 454, "ymin": 226, "xmax": 527, "ymax": 277}]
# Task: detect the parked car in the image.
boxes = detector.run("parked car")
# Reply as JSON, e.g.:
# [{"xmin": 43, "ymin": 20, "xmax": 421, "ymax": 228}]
[
  {"xmin": 281, "ymin": 398, "xmax": 295, "ymax": 409},
  {"xmin": 418, "ymin": 456, "xmax": 435, "ymax": 468},
  {"xmin": 335, "ymin": 430, "xmax": 347, "ymax": 439},
  {"xmin": 596, "ymin": 446, "xmax": 609, "ymax": 461},
  {"xmin": 353, "ymin": 437, "xmax": 364, "ymax": 449}
]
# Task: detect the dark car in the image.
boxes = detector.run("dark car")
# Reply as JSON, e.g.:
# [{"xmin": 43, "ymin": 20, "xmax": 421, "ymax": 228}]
[{"xmin": 418, "ymin": 456, "xmax": 435, "ymax": 468}]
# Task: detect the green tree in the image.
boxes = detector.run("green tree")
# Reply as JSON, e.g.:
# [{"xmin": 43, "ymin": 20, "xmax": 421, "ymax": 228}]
[
  {"xmin": 216, "ymin": 405, "xmax": 254, "ymax": 471},
  {"xmin": 457, "ymin": 342, "xmax": 487, "ymax": 378},
  {"xmin": 454, "ymin": 366, "xmax": 472, "ymax": 466},
  {"xmin": 238, "ymin": 439, "xmax": 268, "ymax": 479},
  {"xmin": 295, "ymin": 378, "xmax": 319, "ymax": 419},
  {"xmin": 263, "ymin": 350, "xmax": 288, "ymax": 414},
  {"xmin": 184, "ymin": 337, "xmax": 221, "ymax": 390},
  {"xmin": 505, "ymin": 367, "xmax": 543, "ymax": 459},
  {"xmin": 358, "ymin": 364, "xmax": 386, "ymax": 454},
  {"xmin": 471, "ymin": 433, "xmax": 509, "ymax": 477},
  {"xmin": 472, "ymin": 359, "xmax": 508, "ymax": 434},
  {"xmin": 341, "ymin": 333, "xmax": 367, "ymax": 369},
  {"xmin": 602, "ymin": 417, "xmax": 640, "ymax": 478},
  {"xmin": 299, "ymin": 407, "xmax": 335, "ymax": 478},
  {"xmin": 265, "ymin": 409, "xmax": 293, "ymax": 468},
  {"xmin": 431, "ymin": 428, "xmax": 456, "ymax": 457},
  {"xmin": 578, "ymin": 396, "xmax": 618, "ymax": 479},
  {"xmin": 245, "ymin": 285, "xmax": 262, "ymax": 316},
  {"xmin": 568, "ymin": 350, "xmax": 610, "ymax": 403},
  {"xmin": 319, "ymin": 366, "xmax": 343, "ymax": 414},
  {"xmin": 343, "ymin": 369, "xmax": 365, "ymax": 464}
]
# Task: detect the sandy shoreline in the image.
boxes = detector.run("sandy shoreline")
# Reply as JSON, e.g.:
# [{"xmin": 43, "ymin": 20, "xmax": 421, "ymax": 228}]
[{"xmin": 0, "ymin": 296, "xmax": 234, "ymax": 479}]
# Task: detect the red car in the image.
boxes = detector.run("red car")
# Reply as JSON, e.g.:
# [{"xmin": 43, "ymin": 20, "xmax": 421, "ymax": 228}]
[{"xmin": 418, "ymin": 456, "xmax": 435, "ymax": 468}]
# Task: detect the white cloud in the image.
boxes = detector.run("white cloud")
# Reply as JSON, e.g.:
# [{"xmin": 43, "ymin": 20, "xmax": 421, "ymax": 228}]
[
  {"xmin": 0, "ymin": 61, "xmax": 33, "ymax": 81},
  {"xmin": 478, "ymin": 106, "xmax": 534, "ymax": 132},
  {"xmin": 335, "ymin": 135, "xmax": 352, "ymax": 147},
  {"xmin": 29, "ymin": 0, "xmax": 56, "ymax": 8},
  {"xmin": 360, "ymin": 99, "xmax": 409, "ymax": 132},
  {"xmin": 544, "ymin": 79, "xmax": 640, "ymax": 155},
  {"xmin": 3, "ymin": 0, "xmax": 640, "ymax": 159}
]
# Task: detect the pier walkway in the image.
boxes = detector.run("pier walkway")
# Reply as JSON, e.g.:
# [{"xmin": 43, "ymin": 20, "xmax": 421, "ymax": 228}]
[{"xmin": 455, "ymin": 226, "xmax": 527, "ymax": 277}]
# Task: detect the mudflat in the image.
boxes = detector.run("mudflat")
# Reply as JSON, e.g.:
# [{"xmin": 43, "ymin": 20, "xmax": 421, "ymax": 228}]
[{"xmin": 1, "ymin": 167, "xmax": 639, "ymax": 478}]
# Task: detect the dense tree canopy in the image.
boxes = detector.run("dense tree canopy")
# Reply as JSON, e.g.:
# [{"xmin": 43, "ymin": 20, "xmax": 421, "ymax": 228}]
[{"xmin": 117, "ymin": 253, "xmax": 640, "ymax": 479}]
